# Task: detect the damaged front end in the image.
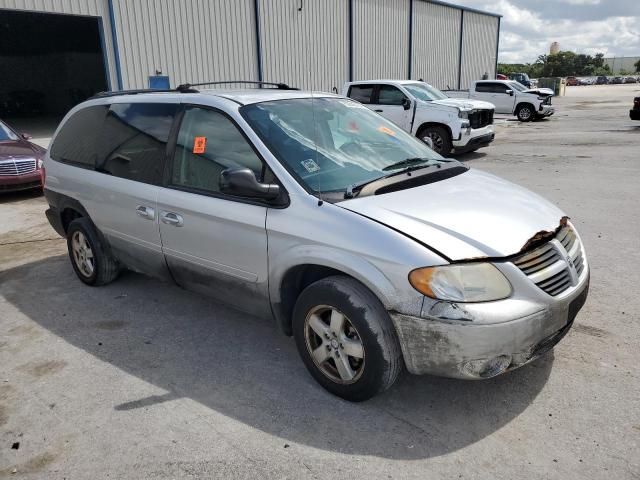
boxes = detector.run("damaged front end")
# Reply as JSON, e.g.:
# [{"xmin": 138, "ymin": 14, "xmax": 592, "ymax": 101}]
[{"xmin": 393, "ymin": 218, "xmax": 590, "ymax": 379}]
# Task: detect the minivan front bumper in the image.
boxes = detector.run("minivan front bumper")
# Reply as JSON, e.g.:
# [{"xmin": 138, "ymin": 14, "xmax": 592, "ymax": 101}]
[{"xmin": 390, "ymin": 271, "xmax": 589, "ymax": 378}]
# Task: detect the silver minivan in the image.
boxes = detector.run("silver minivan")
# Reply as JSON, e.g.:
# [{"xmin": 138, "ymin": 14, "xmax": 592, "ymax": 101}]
[{"xmin": 44, "ymin": 84, "xmax": 589, "ymax": 401}]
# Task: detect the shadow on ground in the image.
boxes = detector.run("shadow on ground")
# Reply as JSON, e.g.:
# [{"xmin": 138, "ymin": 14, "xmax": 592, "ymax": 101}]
[
  {"xmin": 0, "ymin": 189, "xmax": 43, "ymax": 205},
  {"xmin": 1, "ymin": 255, "xmax": 553, "ymax": 460}
]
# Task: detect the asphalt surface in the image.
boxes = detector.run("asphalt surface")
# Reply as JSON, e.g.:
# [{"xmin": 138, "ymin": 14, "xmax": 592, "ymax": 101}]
[{"xmin": 1, "ymin": 84, "xmax": 639, "ymax": 479}]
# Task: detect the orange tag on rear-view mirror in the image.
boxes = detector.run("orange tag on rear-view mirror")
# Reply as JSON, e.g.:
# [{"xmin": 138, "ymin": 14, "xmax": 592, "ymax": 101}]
[{"xmin": 193, "ymin": 136, "xmax": 207, "ymax": 154}]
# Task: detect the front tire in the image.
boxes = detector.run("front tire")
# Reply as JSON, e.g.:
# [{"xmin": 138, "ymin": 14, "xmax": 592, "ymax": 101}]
[
  {"xmin": 516, "ymin": 103, "xmax": 535, "ymax": 122},
  {"xmin": 419, "ymin": 126, "xmax": 452, "ymax": 155},
  {"xmin": 292, "ymin": 276, "xmax": 403, "ymax": 402},
  {"xmin": 67, "ymin": 217, "xmax": 119, "ymax": 286}
]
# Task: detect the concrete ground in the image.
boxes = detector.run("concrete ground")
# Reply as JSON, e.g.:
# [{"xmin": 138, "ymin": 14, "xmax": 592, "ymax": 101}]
[{"xmin": 1, "ymin": 84, "xmax": 639, "ymax": 479}]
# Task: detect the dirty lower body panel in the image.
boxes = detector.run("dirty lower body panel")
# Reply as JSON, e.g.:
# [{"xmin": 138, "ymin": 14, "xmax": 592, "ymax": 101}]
[{"xmin": 391, "ymin": 277, "xmax": 589, "ymax": 379}]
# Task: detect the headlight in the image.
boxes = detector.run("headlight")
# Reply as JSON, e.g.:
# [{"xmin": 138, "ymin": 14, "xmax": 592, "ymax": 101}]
[
  {"xmin": 458, "ymin": 109, "xmax": 469, "ymax": 119},
  {"xmin": 37, "ymin": 159, "xmax": 43, "ymax": 169},
  {"xmin": 408, "ymin": 263, "xmax": 512, "ymax": 302}
]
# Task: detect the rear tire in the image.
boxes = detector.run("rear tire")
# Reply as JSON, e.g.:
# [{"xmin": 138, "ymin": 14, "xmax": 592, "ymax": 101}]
[
  {"xmin": 292, "ymin": 276, "xmax": 403, "ymax": 402},
  {"xmin": 516, "ymin": 103, "xmax": 535, "ymax": 122},
  {"xmin": 67, "ymin": 218, "xmax": 119, "ymax": 286},
  {"xmin": 419, "ymin": 125, "xmax": 452, "ymax": 155}
]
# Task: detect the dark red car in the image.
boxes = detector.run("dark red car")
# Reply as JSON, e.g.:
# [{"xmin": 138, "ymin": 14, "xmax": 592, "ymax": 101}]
[{"xmin": 0, "ymin": 119, "xmax": 46, "ymax": 192}]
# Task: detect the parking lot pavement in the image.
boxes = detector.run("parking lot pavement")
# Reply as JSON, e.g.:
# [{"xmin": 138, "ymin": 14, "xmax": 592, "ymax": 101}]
[{"xmin": 1, "ymin": 85, "xmax": 639, "ymax": 479}]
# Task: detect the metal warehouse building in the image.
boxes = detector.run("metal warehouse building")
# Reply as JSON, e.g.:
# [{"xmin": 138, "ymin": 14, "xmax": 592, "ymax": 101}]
[{"xmin": 0, "ymin": 0, "xmax": 500, "ymax": 119}]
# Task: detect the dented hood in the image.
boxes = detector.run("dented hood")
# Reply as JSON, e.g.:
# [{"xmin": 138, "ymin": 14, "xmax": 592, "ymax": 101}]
[
  {"xmin": 338, "ymin": 168, "xmax": 565, "ymax": 261},
  {"xmin": 430, "ymin": 98, "xmax": 495, "ymax": 111},
  {"xmin": 524, "ymin": 87, "xmax": 554, "ymax": 96}
]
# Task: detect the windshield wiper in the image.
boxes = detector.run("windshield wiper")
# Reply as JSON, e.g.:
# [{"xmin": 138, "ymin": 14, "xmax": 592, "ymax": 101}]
[
  {"xmin": 382, "ymin": 157, "xmax": 432, "ymax": 171},
  {"xmin": 345, "ymin": 161, "xmax": 442, "ymax": 199}
]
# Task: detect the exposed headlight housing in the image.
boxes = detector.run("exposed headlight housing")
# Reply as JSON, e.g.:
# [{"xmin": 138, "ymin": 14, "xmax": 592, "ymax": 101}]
[
  {"xmin": 409, "ymin": 263, "xmax": 512, "ymax": 302},
  {"xmin": 460, "ymin": 119, "xmax": 470, "ymax": 128},
  {"xmin": 458, "ymin": 109, "xmax": 470, "ymax": 119}
]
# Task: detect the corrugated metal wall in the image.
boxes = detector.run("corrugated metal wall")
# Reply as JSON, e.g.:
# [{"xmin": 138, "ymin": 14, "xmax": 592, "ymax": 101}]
[
  {"xmin": 352, "ymin": 0, "xmax": 410, "ymax": 80},
  {"xmin": 460, "ymin": 11, "xmax": 499, "ymax": 89},
  {"xmin": 258, "ymin": 0, "xmax": 348, "ymax": 91},
  {"xmin": 111, "ymin": 0, "xmax": 258, "ymax": 89},
  {"xmin": 411, "ymin": 0, "xmax": 461, "ymax": 89},
  {"xmin": 1, "ymin": 0, "xmax": 501, "ymax": 93},
  {"xmin": 0, "ymin": 0, "xmax": 118, "ymax": 89}
]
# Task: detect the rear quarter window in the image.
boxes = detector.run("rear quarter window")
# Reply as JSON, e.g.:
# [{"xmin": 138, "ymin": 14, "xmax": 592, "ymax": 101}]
[{"xmin": 50, "ymin": 105, "xmax": 108, "ymax": 168}]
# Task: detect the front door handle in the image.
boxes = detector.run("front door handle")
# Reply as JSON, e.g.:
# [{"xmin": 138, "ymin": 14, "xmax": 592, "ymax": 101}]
[
  {"xmin": 161, "ymin": 211, "xmax": 184, "ymax": 227},
  {"xmin": 135, "ymin": 205, "xmax": 155, "ymax": 220},
  {"xmin": 374, "ymin": 109, "xmax": 383, "ymax": 112}
]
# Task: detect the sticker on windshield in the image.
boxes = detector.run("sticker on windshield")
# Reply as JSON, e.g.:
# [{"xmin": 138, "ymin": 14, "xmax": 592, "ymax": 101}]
[
  {"xmin": 377, "ymin": 126, "xmax": 396, "ymax": 136},
  {"xmin": 301, "ymin": 158, "xmax": 320, "ymax": 173},
  {"xmin": 193, "ymin": 136, "xmax": 207, "ymax": 154}
]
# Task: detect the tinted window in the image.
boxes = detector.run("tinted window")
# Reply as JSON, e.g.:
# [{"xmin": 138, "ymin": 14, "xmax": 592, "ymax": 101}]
[
  {"xmin": 50, "ymin": 105, "xmax": 108, "ymax": 167},
  {"xmin": 171, "ymin": 107, "xmax": 264, "ymax": 194},
  {"xmin": 348, "ymin": 85, "xmax": 374, "ymax": 104},
  {"xmin": 96, "ymin": 103, "xmax": 177, "ymax": 185},
  {"xmin": 475, "ymin": 83, "xmax": 495, "ymax": 93},
  {"xmin": 493, "ymin": 83, "xmax": 510, "ymax": 93},
  {"xmin": 377, "ymin": 85, "xmax": 406, "ymax": 105}
]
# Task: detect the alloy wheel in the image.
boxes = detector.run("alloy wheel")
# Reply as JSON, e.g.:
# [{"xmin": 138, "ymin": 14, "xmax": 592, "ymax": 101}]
[
  {"xmin": 424, "ymin": 132, "xmax": 444, "ymax": 153},
  {"xmin": 304, "ymin": 305, "xmax": 365, "ymax": 384},
  {"xmin": 71, "ymin": 231, "xmax": 95, "ymax": 278}
]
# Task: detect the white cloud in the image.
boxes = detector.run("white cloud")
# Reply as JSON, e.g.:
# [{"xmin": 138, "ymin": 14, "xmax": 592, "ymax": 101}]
[{"xmin": 455, "ymin": 0, "xmax": 640, "ymax": 63}]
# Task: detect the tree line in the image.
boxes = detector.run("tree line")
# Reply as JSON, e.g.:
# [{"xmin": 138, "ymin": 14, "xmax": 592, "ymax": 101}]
[{"xmin": 498, "ymin": 51, "xmax": 640, "ymax": 78}]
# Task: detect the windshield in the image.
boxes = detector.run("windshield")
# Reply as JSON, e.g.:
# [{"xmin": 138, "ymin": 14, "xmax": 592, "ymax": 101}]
[
  {"xmin": 402, "ymin": 83, "xmax": 448, "ymax": 102},
  {"xmin": 0, "ymin": 122, "xmax": 19, "ymax": 142},
  {"xmin": 509, "ymin": 81, "xmax": 527, "ymax": 92},
  {"xmin": 241, "ymin": 97, "xmax": 447, "ymax": 193}
]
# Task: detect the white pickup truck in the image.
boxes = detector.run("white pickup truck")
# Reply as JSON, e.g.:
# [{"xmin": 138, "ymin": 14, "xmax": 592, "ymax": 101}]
[
  {"xmin": 446, "ymin": 80, "xmax": 554, "ymax": 122},
  {"xmin": 342, "ymin": 80, "xmax": 495, "ymax": 155}
]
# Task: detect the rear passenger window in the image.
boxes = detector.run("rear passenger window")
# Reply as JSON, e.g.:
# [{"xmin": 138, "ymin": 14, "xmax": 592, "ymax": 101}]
[
  {"xmin": 377, "ymin": 85, "xmax": 406, "ymax": 105},
  {"xmin": 170, "ymin": 107, "xmax": 265, "ymax": 195},
  {"xmin": 96, "ymin": 103, "xmax": 177, "ymax": 185},
  {"xmin": 50, "ymin": 105, "xmax": 108, "ymax": 168},
  {"xmin": 348, "ymin": 85, "xmax": 374, "ymax": 104}
]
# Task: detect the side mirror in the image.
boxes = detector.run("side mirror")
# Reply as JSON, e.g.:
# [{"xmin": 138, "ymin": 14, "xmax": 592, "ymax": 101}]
[
  {"xmin": 506, "ymin": 89, "xmax": 514, "ymax": 96},
  {"xmin": 220, "ymin": 167, "xmax": 280, "ymax": 200},
  {"xmin": 21, "ymin": 133, "xmax": 32, "ymax": 140},
  {"xmin": 402, "ymin": 98, "xmax": 412, "ymax": 110}
]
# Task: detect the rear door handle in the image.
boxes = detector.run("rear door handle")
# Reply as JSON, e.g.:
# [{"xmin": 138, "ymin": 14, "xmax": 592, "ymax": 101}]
[
  {"xmin": 135, "ymin": 205, "xmax": 155, "ymax": 220},
  {"xmin": 161, "ymin": 211, "xmax": 184, "ymax": 227},
  {"xmin": 374, "ymin": 109, "xmax": 383, "ymax": 112}
]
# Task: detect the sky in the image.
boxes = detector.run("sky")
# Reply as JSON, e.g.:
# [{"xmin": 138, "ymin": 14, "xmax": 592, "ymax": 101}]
[{"xmin": 454, "ymin": 0, "xmax": 640, "ymax": 63}]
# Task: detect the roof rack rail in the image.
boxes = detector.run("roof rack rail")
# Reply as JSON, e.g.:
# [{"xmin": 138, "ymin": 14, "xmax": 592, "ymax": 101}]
[
  {"xmin": 176, "ymin": 80, "xmax": 298, "ymax": 92},
  {"xmin": 89, "ymin": 80, "xmax": 296, "ymax": 100},
  {"xmin": 90, "ymin": 87, "xmax": 198, "ymax": 99}
]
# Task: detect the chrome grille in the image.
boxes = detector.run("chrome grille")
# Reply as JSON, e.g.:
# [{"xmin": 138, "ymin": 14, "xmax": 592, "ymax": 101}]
[
  {"xmin": 513, "ymin": 225, "xmax": 585, "ymax": 296},
  {"xmin": 0, "ymin": 158, "xmax": 37, "ymax": 176}
]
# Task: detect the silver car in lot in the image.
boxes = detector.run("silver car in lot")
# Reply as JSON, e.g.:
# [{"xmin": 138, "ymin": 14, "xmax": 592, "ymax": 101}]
[{"xmin": 43, "ymin": 85, "xmax": 589, "ymax": 401}]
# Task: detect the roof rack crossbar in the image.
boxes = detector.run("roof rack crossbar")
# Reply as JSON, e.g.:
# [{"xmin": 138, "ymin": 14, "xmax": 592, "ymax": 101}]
[{"xmin": 176, "ymin": 80, "xmax": 298, "ymax": 91}]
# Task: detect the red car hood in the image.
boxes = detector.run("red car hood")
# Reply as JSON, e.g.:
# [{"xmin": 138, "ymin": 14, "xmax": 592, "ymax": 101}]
[{"xmin": 0, "ymin": 140, "xmax": 45, "ymax": 159}]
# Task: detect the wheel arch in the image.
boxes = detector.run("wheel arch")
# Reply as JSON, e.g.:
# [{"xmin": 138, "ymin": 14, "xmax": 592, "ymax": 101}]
[
  {"xmin": 415, "ymin": 122, "xmax": 453, "ymax": 141},
  {"xmin": 270, "ymin": 249, "xmax": 398, "ymax": 336}
]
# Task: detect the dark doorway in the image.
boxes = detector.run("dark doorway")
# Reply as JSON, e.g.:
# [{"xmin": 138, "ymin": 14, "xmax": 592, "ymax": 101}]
[{"xmin": 0, "ymin": 9, "xmax": 108, "ymax": 120}]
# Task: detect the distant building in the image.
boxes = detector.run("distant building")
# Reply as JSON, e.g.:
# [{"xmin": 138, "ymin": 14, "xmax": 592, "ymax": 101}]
[
  {"xmin": 604, "ymin": 56, "xmax": 640, "ymax": 74},
  {"xmin": 550, "ymin": 42, "xmax": 560, "ymax": 55}
]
